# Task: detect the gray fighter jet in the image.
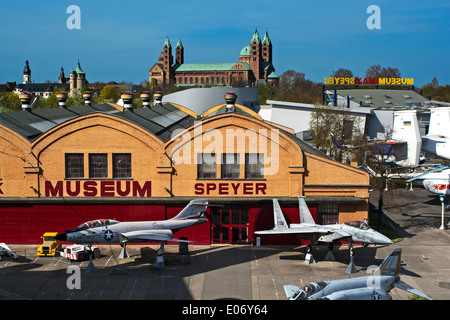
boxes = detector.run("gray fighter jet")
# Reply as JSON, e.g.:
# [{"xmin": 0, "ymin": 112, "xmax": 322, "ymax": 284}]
[
  {"xmin": 283, "ymin": 248, "xmax": 431, "ymax": 300},
  {"xmin": 55, "ymin": 199, "xmax": 209, "ymax": 265},
  {"xmin": 255, "ymin": 197, "xmax": 392, "ymax": 266}
]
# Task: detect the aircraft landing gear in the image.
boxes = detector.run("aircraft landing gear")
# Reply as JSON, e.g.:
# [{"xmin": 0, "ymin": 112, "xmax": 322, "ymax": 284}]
[
  {"xmin": 345, "ymin": 242, "xmax": 358, "ymax": 275},
  {"xmin": 304, "ymin": 244, "xmax": 315, "ymax": 265},
  {"xmin": 153, "ymin": 242, "xmax": 166, "ymax": 268}
]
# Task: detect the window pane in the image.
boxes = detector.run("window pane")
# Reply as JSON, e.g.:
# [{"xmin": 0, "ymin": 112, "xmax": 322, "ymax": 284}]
[
  {"xmin": 231, "ymin": 207, "xmax": 240, "ymax": 224},
  {"xmin": 221, "ymin": 153, "xmax": 240, "ymax": 179},
  {"xmin": 241, "ymin": 206, "xmax": 249, "ymax": 225},
  {"xmin": 197, "ymin": 153, "xmax": 216, "ymax": 179},
  {"xmin": 221, "ymin": 206, "xmax": 230, "ymax": 224},
  {"xmin": 89, "ymin": 153, "xmax": 108, "ymax": 178},
  {"xmin": 113, "ymin": 153, "xmax": 131, "ymax": 178},
  {"xmin": 245, "ymin": 153, "xmax": 264, "ymax": 179},
  {"xmin": 65, "ymin": 153, "xmax": 84, "ymax": 178}
]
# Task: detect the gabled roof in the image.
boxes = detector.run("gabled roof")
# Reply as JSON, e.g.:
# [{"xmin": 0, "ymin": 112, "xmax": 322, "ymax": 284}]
[{"xmin": 173, "ymin": 62, "xmax": 248, "ymax": 72}]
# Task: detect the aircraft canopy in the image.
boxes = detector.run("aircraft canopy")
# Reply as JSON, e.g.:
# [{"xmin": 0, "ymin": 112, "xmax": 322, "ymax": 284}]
[
  {"xmin": 76, "ymin": 219, "xmax": 119, "ymax": 230},
  {"xmin": 291, "ymin": 281, "xmax": 327, "ymax": 300},
  {"xmin": 343, "ymin": 220, "xmax": 371, "ymax": 230}
]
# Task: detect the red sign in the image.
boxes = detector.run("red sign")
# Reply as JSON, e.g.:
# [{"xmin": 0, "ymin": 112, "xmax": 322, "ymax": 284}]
[{"xmin": 45, "ymin": 180, "xmax": 151, "ymax": 197}]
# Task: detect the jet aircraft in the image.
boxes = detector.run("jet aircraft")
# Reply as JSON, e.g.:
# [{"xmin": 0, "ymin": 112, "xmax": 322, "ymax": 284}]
[
  {"xmin": 283, "ymin": 248, "xmax": 431, "ymax": 300},
  {"xmin": 0, "ymin": 243, "xmax": 19, "ymax": 260},
  {"xmin": 255, "ymin": 197, "xmax": 392, "ymax": 265},
  {"xmin": 55, "ymin": 199, "xmax": 209, "ymax": 265}
]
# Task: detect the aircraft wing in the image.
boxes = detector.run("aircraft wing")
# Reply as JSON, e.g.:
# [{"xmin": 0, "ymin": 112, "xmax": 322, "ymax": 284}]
[
  {"xmin": 120, "ymin": 230, "xmax": 194, "ymax": 243},
  {"xmin": 393, "ymin": 280, "xmax": 431, "ymax": 300},
  {"xmin": 328, "ymin": 230, "xmax": 352, "ymax": 241},
  {"xmin": 255, "ymin": 226, "xmax": 334, "ymax": 237}
]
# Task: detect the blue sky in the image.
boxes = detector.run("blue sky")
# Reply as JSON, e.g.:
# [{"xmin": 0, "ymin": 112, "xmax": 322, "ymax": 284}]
[{"xmin": 0, "ymin": 0, "xmax": 449, "ymax": 87}]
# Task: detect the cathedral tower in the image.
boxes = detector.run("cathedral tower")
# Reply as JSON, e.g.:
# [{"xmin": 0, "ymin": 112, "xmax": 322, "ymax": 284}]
[
  {"xmin": 23, "ymin": 60, "xmax": 31, "ymax": 84},
  {"xmin": 250, "ymin": 29, "xmax": 262, "ymax": 81},
  {"xmin": 176, "ymin": 39, "xmax": 184, "ymax": 65},
  {"xmin": 262, "ymin": 31, "xmax": 272, "ymax": 63}
]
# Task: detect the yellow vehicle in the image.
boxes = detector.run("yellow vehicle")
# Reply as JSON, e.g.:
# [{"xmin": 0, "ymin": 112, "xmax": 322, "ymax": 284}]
[{"xmin": 36, "ymin": 232, "xmax": 62, "ymax": 257}]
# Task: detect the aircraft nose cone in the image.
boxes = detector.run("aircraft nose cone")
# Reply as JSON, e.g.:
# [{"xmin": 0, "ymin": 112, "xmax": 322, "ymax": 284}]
[
  {"xmin": 55, "ymin": 232, "xmax": 67, "ymax": 241},
  {"xmin": 375, "ymin": 233, "xmax": 393, "ymax": 244}
]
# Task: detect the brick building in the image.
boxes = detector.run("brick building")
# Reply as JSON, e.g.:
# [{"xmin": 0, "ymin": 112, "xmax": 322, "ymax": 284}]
[
  {"xmin": 149, "ymin": 30, "xmax": 279, "ymax": 88},
  {"xmin": 0, "ymin": 91, "xmax": 369, "ymax": 245}
]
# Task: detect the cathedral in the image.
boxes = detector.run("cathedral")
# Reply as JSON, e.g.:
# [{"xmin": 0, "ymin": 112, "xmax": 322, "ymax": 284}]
[{"xmin": 149, "ymin": 29, "xmax": 279, "ymax": 88}]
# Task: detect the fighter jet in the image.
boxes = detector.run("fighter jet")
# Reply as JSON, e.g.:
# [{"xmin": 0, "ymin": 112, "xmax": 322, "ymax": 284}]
[
  {"xmin": 55, "ymin": 199, "xmax": 209, "ymax": 265},
  {"xmin": 255, "ymin": 197, "xmax": 392, "ymax": 265},
  {"xmin": 0, "ymin": 243, "xmax": 19, "ymax": 260},
  {"xmin": 283, "ymin": 248, "xmax": 431, "ymax": 300}
]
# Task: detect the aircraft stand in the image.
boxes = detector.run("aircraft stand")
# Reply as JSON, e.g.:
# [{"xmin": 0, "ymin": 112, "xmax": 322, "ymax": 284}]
[
  {"xmin": 119, "ymin": 243, "xmax": 130, "ymax": 259},
  {"xmin": 324, "ymin": 243, "xmax": 335, "ymax": 261},
  {"xmin": 345, "ymin": 244, "xmax": 357, "ymax": 275},
  {"xmin": 86, "ymin": 254, "xmax": 96, "ymax": 273},
  {"xmin": 153, "ymin": 242, "xmax": 165, "ymax": 268}
]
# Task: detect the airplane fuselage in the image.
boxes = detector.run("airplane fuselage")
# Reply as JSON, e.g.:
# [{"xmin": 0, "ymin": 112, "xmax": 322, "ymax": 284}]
[
  {"xmin": 288, "ymin": 222, "xmax": 392, "ymax": 245},
  {"xmin": 290, "ymin": 275, "xmax": 397, "ymax": 300},
  {"xmin": 62, "ymin": 219, "xmax": 206, "ymax": 244},
  {"xmin": 421, "ymin": 169, "xmax": 450, "ymax": 196}
]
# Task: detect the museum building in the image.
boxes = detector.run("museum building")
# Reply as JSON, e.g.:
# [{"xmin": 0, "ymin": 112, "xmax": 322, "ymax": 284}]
[{"xmin": 0, "ymin": 90, "xmax": 369, "ymax": 245}]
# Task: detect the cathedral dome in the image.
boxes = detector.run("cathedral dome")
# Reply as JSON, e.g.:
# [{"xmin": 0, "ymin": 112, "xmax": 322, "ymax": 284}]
[{"xmin": 239, "ymin": 45, "xmax": 250, "ymax": 56}]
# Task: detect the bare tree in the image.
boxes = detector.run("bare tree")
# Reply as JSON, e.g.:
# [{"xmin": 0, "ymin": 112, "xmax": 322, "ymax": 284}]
[{"xmin": 331, "ymin": 68, "xmax": 354, "ymax": 78}]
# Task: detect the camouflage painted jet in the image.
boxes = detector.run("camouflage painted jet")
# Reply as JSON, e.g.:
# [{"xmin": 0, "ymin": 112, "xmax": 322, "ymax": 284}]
[
  {"xmin": 255, "ymin": 197, "xmax": 392, "ymax": 264},
  {"xmin": 284, "ymin": 248, "xmax": 431, "ymax": 300}
]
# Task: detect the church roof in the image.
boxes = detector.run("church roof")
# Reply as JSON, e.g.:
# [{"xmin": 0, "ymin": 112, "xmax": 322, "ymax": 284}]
[
  {"xmin": 164, "ymin": 37, "xmax": 171, "ymax": 48},
  {"xmin": 262, "ymin": 31, "xmax": 271, "ymax": 45},
  {"xmin": 240, "ymin": 45, "xmax": 251, "ymax": 56},
  {"xmin": 173, "ymin": 62, "xmax": 250, "ymax": 72},
  {"xmin": 75, "ymin": 61, "xmax": 85, "ymax": 74},
  {"xmin": 251, "ymin": 29, "xmax": 261, "ymax": 43}
]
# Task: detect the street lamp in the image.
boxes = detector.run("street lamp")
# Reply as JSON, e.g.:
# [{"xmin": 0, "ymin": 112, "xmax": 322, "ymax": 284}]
[{"xmin": 439, "ymin": 194, "xmax": 446, "ymax": 230}]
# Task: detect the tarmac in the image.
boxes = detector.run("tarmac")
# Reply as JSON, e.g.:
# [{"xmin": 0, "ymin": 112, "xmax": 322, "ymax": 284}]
[{"xmin": 0, "ymin": 187, "xmax": 449, "ymax": 302}]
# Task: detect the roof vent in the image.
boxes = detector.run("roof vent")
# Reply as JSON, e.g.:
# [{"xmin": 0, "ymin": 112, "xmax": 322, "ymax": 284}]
[
  {"xmin": 224, "ymin": 91, "xmax": 237, "ymax": 112},
  {"xmin": 19, "ymin": 92, "xmax": 32, "ymax": 111},
  {"xmin": 121, "ymin": 91, "xmax": 133, "ymax": 111},
  {"xmin": 154, "ymin": 91, "xmax": 163, "ymax": 105},
  {"xmin": 82, "ymin": 91, "xmax": 92, "ymax": 106},
  {"xmin": 141, "ymin": 91, "xmax": 151, "ymax": 108},
  {"xmin": 57, "ymin": 91, "xmax": 68, "ymax": 108}
]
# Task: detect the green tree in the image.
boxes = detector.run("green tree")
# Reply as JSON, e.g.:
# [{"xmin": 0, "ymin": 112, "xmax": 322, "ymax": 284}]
[
  {"xmin": 0, "ymin": 92, "xmax": 21, "ymax": 111},
  {"xmin": 98, "ymin": 86, "xmax": 123, "ymax": 103}
]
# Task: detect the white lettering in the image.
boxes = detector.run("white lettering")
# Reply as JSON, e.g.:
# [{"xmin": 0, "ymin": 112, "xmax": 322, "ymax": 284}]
[{"xmin": 366, "ymin": 5, "xmax": 381, "ymax": 30}]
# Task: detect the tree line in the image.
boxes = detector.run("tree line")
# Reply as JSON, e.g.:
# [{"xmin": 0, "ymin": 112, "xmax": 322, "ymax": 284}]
[
  {"xmin": 258, "ymin": 65, "xmax": 450, "ymax": 105},
  {"xmin": 1, "ymin": 64, "xmax": 449, "ymax": 112}
]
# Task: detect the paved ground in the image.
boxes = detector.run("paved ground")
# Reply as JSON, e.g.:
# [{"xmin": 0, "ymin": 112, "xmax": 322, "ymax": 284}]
[{"xmin": 0, "ymin": 187, "xmax": 449, "ymax": 301}]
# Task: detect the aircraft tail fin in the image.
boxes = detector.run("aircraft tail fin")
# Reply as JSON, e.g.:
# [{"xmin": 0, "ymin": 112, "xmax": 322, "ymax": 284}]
[
  {"xmin": 272, "ymin": 199, "xmax": 289, "ymax": 229},
  {"xmin": 298, "ymin": 196, "xmax": 315, "ymax": 224},
  {"xmin": 374, "ymin": 248, "xmax": 402, "ymax": 276},
  {"xmin": 172, "ymin": 199, "xmax": 209, "ymax": 219}
]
